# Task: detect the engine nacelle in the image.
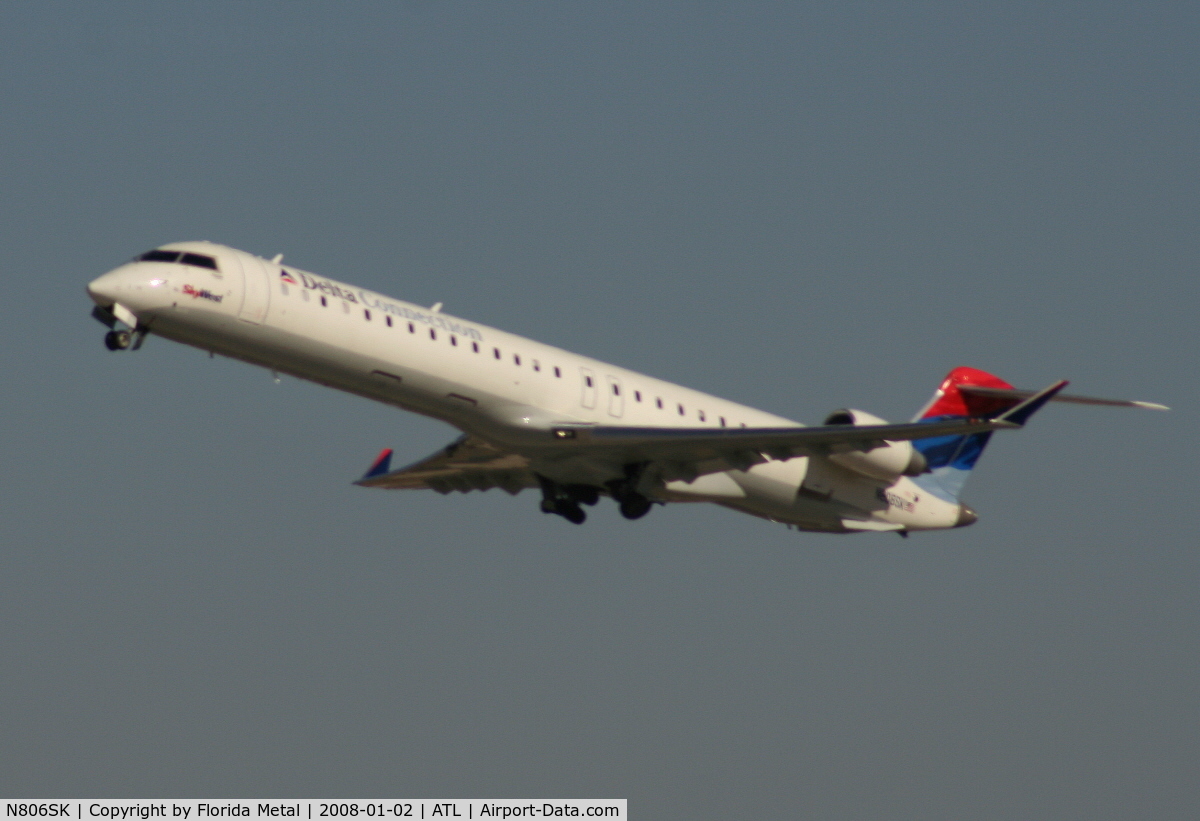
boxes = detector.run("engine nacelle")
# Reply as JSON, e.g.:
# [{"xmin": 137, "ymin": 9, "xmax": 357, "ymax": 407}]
[{"xmin": 821, "ymin": 408, "xmax": 929, "ymax": 482}]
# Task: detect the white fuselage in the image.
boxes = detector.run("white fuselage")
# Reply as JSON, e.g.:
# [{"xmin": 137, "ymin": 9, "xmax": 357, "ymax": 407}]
[{"xmin": 87, "ymin": 241, "xmax": 965, "ymax": 533}]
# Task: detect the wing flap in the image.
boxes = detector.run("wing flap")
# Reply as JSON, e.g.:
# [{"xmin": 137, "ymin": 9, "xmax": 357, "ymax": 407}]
[{"xmin": 558, "ymin": 414, "xmax": 1016, "ymax": 465}]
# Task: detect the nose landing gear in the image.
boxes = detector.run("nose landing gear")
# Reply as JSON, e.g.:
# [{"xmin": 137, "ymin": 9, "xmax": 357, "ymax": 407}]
[
  {"xmin": 104, "ymin": 329, "xmax": 132, "ymax": 350},
  {"xmin": 94, "ymin": 305, "xmax": 147, "ymax": 351},
  {"xmin": 102, "ymin": 326, "xmax": 147, "ymax": 351}
]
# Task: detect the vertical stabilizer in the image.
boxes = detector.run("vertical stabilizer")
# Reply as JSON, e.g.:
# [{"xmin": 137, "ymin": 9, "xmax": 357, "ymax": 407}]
[{"xmin": 911, "ymin": 367, "xmax": 1019, "ymax": 501}]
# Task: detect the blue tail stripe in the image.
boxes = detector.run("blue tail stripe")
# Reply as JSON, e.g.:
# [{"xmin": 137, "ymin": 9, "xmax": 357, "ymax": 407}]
[
  {"xmin": 911, "ymin": 416, "xmax": 996, "ymax": 501},
  {"xmin": 914, "ymin": 416, "xmax": 995, "ymax": 471}
]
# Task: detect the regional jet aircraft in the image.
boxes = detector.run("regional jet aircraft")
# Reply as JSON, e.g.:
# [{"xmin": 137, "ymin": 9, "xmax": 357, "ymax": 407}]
[{"xmin": 87, "ymin": 242, "xmax": 1166, "ymax": 534}]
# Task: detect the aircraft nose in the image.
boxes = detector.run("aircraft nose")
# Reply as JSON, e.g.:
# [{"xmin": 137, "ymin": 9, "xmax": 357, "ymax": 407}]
[
  {"xmin": 87, "ymin": 270, "xmax": 125, "ymax": 306},
  {"xmin": 955, "ymin": 503, "xmax": 978, "ymax": 528}
]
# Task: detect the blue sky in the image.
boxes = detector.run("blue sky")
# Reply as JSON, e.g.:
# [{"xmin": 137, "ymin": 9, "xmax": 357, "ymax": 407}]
[{"xmin": 1, "ymin": 3, "xmax": 1196, "ymax": 817}]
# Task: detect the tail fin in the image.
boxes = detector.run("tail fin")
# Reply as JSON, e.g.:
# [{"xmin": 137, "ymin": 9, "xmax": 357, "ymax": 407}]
[{"xmin": 910, "ymin": 367, "xmax": 1026, "ymax": 501}]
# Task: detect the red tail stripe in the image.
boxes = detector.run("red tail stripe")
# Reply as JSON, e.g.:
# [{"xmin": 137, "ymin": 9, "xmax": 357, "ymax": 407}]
[{"xmin": 922, "ymin": 366, "xmax": 1016, "ymax": 419}]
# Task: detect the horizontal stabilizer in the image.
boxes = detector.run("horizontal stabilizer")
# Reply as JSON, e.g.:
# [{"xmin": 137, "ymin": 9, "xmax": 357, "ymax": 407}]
[
  {"xmin": 960, "ymin": 384, "xmax": 1168, "ymax": 411},
  {"xmin": 993, "ymin": 380, "xmax": 1068, "ymax": 426}
]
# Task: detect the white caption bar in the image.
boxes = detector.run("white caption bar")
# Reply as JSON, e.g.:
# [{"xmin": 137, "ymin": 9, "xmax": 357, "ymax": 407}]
[{"xmin": 3, "ymin": 802, "xmax": 625, "ymax": 821}]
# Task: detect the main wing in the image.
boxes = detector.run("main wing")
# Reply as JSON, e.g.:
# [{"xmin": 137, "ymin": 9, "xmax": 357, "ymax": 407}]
[
  {"xmin": 355, "ymin": 435, "xmax": 539, "ymax": 495},
  {"xmin": 356, "ymin": 383, "xmax": 1067, "ymax": 492}
]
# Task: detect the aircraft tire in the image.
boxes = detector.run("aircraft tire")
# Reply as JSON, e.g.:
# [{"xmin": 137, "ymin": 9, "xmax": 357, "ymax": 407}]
[
  {"xmin": 618, "ymin": 494, "xmax": 652, "ymax": 520},
  {"xmin": 105, "ymin": 330, "xmax": 131, "ymax": 351},
  {"xmin": 572, "ymin": 485, "xmax": 600, "ymax": 506},
  {"xmin": 560, "ymin": 502, "xmax": 586, "ymax": 525}
]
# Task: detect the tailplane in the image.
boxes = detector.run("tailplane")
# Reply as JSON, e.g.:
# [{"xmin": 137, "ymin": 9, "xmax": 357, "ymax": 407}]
[{"xmin": 909, "ymin": 365, "xmax": 1166, "ymax": 502}]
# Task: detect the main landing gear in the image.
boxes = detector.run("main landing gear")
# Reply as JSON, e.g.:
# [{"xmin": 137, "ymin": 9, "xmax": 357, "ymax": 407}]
[
  {"xmin": 538, "ymin": 476, "xmax": 599, "ymax": 525},
  {"xmin": 608, "ymin": 462, "xmax": 655, "ymax": 520},
  {"xmin": 538, "ymin": 464, "xmax": 658, "ymax": 525}
]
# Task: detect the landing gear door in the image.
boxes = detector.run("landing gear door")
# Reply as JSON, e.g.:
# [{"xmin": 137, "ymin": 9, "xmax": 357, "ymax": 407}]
[
  {"xmin": 580, "ymin": 367, "xmax": 597, "ymax": 409},
  {"xmin": 236, "ymin": 255, "xmax": 271, "ymax": 324}
]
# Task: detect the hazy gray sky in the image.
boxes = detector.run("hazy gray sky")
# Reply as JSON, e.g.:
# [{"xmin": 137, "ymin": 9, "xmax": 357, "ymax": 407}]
[{"xmin": 2, "ymin": 2, "xmax": 1196, "ymax": 817}]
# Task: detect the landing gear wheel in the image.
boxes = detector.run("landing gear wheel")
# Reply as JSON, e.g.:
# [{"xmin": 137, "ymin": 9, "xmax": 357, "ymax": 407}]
[
  {"xmin": 618, "ymin": 494, "xmax": 652, "ymax": 520},
  {"xmin": 559, "ymin": 502, "xmax": 586, "ymax": 525},
  {"xmin": 104, "ymin": 330, "xmax": 132, "ymax": 350},
  {"xmin": 537, "ymin": 476, "xmax": 591, "ymax": 524},
  {"xmin": 571, "ymin": 485, "xmax": 600, "ymax": 506}
]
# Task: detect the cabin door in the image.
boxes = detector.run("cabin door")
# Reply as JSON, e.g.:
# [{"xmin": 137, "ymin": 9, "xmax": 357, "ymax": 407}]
[
  {"xmin": 607, "ymin": 375, "xmax": 624, "ymax": 418},
  {"xmin": 236, "ymin": 255, "xmax": 271, "ymax": 324}
]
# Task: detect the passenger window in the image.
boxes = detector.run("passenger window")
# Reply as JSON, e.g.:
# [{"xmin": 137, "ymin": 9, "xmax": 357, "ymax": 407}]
[
  {"xmin": 493, "ymin": 348, "xmax": 501, "ymax": 359},
  {"xmin": 342, "ymin": 301, "xmax": 349, "ymax": 314},
  {"xmin": 585, "ymin": 376, "xmax": 593, "ymax": 387},
  {"xmin": 514, "ymin": 354, "xmax": 521, "ymax": 366},
  {"xmin": 302, "ymin": 290, "xmax": 309, "ymax": 302},
  {"xmin": 634, "ymin": 391, "xmax": 641, "ymax": 402},
  {"xmin": 408, "ymin": 322, "xmax": 415, "ymax": 333},
  {"xmin": 386, "ymin": 316, "xmax": 393, "ymax": 327},
  {"xmin": 612, "ymin": 384, "xmax": 620, "ymax": 395},
  {"xmin": 656, "ymin": 398, "xmax": 663, "ymax": 409},
  {"xmin": 451, "ymin": 335, "xmax": 458, "ymax": 346},
  {"xmin": 472, "ymin": 342, "xmax": 479, "ymax": 353},
  {"xmin": 719, "ymin": 416, "xmax": 726, "ymax": 427},
  {"xmin": 698, "ymin": 410, "xmax": 705, "ymax": 422},
  {"xmin": 320, "ymin": 296, "xmax": 327, "ymax": 307},
  {"xmin": 364, "ymin": 309, "xmax": 371, "ymax": 321},
  {"xmin": 554, "ymin": 367, "xmax": 561, "ymax": 377},
  {"xmin": 678, "ymin": 404, "xmax": 685, "ymax": 415},
  {"xmin": 429, "ymin": 329, "xmax": 436, "ymax": 340},
  {"xmin": 532, "ymin": 360, "xmax": 540, "ymax": 372},
  {"xmin": 280, "ymin": 285, "xmax": 289, "ymax": 296}
]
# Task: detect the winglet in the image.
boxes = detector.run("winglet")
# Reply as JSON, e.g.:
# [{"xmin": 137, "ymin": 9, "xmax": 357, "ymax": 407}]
[
  {"xmin": 361, "ymin": 448, "xmax": 393, "ymax": 481},
  {"xmin": 995, "ymin": 380, "xmax": 1069, "ymax": 427}
]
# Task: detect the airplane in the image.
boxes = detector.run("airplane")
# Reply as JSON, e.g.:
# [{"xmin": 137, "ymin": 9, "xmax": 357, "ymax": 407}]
[{"xmin": 86, "ymin": 241, "xmax": 1167, "ymax": 535}]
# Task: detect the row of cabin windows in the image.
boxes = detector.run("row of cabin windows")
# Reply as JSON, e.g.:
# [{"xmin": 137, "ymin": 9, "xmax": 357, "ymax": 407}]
[
  {"xmin": 587, "ymin": 376, "xmax": 738, "ymax": 427},
  {"xmin": 292, "ymin": 285, "xmax": 570, "ymax": 379},
  {"xmin": 285, "ymin": 282, "xmax": 745, "ymax": 426}
]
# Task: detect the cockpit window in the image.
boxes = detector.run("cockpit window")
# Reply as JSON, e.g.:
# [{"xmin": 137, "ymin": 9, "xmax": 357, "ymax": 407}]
[
  {"xmin": 180, "ymin": 252, "xmax": 218, "ymax": 270},
  {"xmin": 139, "ymin": 249, "xmax": 181, "ymax": 263},
  {"xmin": 137, "ymin": 249, "xmax": 219, "ymax": 271}
]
